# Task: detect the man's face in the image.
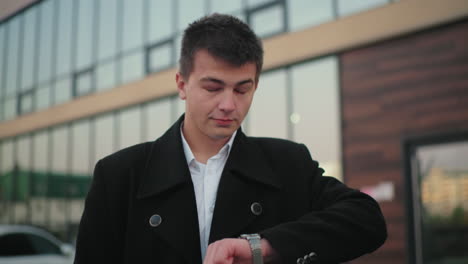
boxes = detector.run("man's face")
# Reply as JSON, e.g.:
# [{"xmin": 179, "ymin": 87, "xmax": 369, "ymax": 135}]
[{"xmin": 176, "ymin": 49, "xmax": 257, "ymax": 141}]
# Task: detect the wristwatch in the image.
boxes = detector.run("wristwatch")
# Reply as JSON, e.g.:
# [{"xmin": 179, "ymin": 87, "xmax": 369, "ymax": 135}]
[{"xmin": 239, "ymin": 233, "xmax": 263, "ymax": 264}]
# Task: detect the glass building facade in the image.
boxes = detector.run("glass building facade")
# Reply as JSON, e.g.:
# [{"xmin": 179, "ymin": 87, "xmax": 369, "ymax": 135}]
[{"xmin": 0, "ymin": 0, "xmax": 396, "ymax": 242}]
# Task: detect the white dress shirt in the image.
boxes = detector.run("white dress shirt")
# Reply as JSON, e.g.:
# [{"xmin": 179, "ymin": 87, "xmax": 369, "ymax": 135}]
[{"xmin": 181, "ymin": 128, "xmax": 237, "ymax": 260}]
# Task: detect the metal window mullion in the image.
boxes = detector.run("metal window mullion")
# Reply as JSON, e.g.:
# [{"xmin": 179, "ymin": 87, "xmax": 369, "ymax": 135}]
[
  {"xmin": 115, "ymin": 0, "xmax": 124, "ymax": 85},
  {"xmin": 50, "ymin": 0, "xmax": 60, "ymax": 106},
  {"xmin": 70, "ymin": 0, "xmax": 79, "ymax": 98},
  {"xmin": 16, "ymin": 15, "xmax": 25, "ymax": 117},
  {"xmin": 31, "ymin": 4, "xmax": 42, "ymax": 113}
]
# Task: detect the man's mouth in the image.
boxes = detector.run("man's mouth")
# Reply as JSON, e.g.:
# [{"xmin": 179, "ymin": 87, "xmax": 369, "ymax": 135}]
[{"xmin": 212, "ymin": 118, "xmax": 234, "ymax": 126}]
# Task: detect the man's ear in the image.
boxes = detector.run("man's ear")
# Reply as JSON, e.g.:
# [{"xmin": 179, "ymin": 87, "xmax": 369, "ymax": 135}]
[{"xmin": 176, "ymin": 72, "xmax": 187, "ymax": 100}]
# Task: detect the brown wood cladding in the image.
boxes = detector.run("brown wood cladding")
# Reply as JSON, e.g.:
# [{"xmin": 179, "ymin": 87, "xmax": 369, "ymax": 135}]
[{"xmin": 340, "ymin": 20, "xmax": 468, "ymax": 264}]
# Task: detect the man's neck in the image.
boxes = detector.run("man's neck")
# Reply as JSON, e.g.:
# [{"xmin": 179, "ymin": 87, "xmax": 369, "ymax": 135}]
[{"xmin": 182, "ymin": 122, "xmax": 232, "ymax": 164}]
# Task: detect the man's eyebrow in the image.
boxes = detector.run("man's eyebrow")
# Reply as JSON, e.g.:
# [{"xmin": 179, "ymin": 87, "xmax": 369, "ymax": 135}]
[{"xmin": 200, "ymin": 77, "xmax": 254, "ymax": 86}]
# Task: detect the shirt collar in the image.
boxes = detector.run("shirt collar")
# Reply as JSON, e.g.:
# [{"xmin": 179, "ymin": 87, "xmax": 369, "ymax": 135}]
[{"xmin": 181, "ymin": 123, "xmax": 237, "ymax": 165}]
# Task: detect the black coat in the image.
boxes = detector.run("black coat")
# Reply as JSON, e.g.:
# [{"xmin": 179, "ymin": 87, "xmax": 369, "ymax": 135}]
[{"xmin": 74, "ymin": 116, "xmax": 386, "ymax": 264}]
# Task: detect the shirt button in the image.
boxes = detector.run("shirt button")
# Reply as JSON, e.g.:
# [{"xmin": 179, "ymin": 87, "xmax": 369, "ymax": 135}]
[
  {"xmin": 149, "ymin": 214, "xmax": 162, "ymax": 227},
  {"xmin": 250, "ymin": 202, "xmax": 262, "ymax": 216}
]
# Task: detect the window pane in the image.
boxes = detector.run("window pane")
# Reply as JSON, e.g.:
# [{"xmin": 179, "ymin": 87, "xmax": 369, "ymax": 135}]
[
  {"xmin": 97, "ymin": 0, "xmax": 118, "ymax": 61},
  {"xmin": 51, "ymin": 126, "xmax": 68, "ymax": 173},
  {"xmin": 0, "ymin": 26, "xmax": 5, "ymax": 98},
  {"xmin": 71, "ymin": 121, "xmax": 91, "ymax": 175},
  {"xmin": 210, "ymin": 0, "xmax": 243, "ymax": 13},
  {"xmin": 37, "ymin": 0, "xmax": 55, "ymax": 84},
  {"xmin": 118, "ymin": 106, "xmax": 142, "ymax": 150},
  {"xmin": 148, "ymin": 42, "xmax": 173, "ymax": 73},
  {"xmin": 148, "ymin": 0, "xmax": 173, "ymax": 43},
  {"xmin": 55, "ymin": 0, "xmax": 74, "ymax": 76},
  {"xmin": 21, "ymin": 8, "xmax": 38, "ymax": 91},
  {"xmin": 122, "ymin": 0, "xmax": 144, "ymax": 52},
  {"xmin": 19, "ymin": 91, "xmax": 34, "ymax": 114},
  {"xmin": 5, "ymin": 18, "xmax": 21, "ymax": 97},
  {"xmin": 178, "ymin": 0, "xmax": 205, "ymax": 31},
  {"xmin": 4, "ymin": 97, "xmax": 17, "ymax": 121},
  {"xmin": 144, "ymin": 98, "xmax": 171, "ymax": 141},
  {"xmin": 74, "ymin": 70, "xmax": 94, "ymax": 96},
  {"xmin": 415, "ymin": 141, "xmax": 468, "ymax": 263},
  {"xmin": 0, "ymin": 140, "xmax": 14, "ymax": 177},
  {"xmin": 288, "ymin": 0, "xmax": 334, "ymax": 31},
  {"xmin": 76, "ymin": 0, "xmax": 95, "ymax": 70},
  {"xmin": 96, "ymin": 60, "xmax": 116, "ymax": 91},
  {"xmin": 291, "ymin": 57, "xmax": 341, "ymax": 179},
  {"xmin": 337, "ymin": 0, "xmax": 389, "ymax": 17},
  {"xmin": 36, "ymin": 84, "xmax": 51, "ymax": 111},
  {"xmin": 120, "ymin": 51, "xmax": 144, "ymax": 84},
  {"xmin": 250, "ymin": 4, "xmax": 284, "ymax": 38},
  {"xmin": 54, "ymin": 77, "xmax": 72, "ymax": 105},
  {"xmin": 94, "ymin": 113, "xmax": 115, "ymax": 162},
  {"xmin": 248, "ymin": 69, "xmax": 288, "ymax": 139},
  {"xmin": 172, "ymin": 95, "xmax": 185, "ymax": 122}
]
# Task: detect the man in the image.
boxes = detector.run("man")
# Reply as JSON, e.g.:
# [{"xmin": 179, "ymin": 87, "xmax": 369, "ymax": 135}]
[{"xmin": 74, "ymin": 14, "xmax": 386, "ymax": 264}]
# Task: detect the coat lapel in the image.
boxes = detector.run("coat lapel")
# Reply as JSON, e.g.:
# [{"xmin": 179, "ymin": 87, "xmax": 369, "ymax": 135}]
[
  {"xmin": 209, "ymin": 131, "xmax": 281, "ymax": 242},
  {"xmin": 136, "ymin": 116, "xmax": 202, "ymax": 264}
]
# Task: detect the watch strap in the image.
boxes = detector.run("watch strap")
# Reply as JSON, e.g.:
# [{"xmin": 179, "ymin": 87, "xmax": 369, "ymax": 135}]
[{"xmin": 240, "ymin": 233, "xmax": 263, "ymax": 264}]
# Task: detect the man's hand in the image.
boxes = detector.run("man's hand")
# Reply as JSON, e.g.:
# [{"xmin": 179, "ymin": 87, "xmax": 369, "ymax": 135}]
[{"xmin": 203, "ymin": 238, "xmax": 279, "ymax": 264}]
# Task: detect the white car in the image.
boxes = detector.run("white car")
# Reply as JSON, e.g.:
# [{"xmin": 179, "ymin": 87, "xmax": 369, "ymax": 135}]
[{"xmin": 0, "ymin": 225, "xmax": 74, "ymax": 264}]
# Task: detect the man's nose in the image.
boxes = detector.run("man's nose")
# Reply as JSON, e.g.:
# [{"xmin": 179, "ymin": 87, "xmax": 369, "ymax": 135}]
[{"xmin": 219, "ymin": 91, "xmax": 236, "ymax": 112}]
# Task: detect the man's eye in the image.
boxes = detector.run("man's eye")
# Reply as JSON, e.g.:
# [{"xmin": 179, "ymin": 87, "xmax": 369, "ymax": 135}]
[{"xmin": 205, "ymin": 87, "xmax": 221, "ymax": 92}]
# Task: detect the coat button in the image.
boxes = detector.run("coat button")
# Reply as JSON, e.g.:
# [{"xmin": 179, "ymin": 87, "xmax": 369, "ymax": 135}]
[
  {"xmin": 149, "ymin": 214, "xmax": 162, "ymax": 227},
  {"xmin": 250, "ymin": 202, "xmax": 262, "ymax": 216}
]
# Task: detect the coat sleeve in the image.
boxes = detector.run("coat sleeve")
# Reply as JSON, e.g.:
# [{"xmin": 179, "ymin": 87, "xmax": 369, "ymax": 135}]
[
  {"xmin": 260, "ymin": 144, "xmax": 387, "ymax": 263},
  {"xmin": 74, "ymin": 159, "xmax": 125, "ymax": 264}
]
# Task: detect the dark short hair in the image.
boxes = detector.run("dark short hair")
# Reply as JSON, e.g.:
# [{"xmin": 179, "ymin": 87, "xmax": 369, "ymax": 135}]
[{"xmin": 179, "ymin": 13, "xmax": 264, "ymax": 81}]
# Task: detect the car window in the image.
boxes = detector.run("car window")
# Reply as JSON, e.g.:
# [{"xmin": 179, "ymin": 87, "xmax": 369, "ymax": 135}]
[
  {"xmin": 0, "ymin": 233, "xmax": 36, "ymax": 256},
  {"xmin": 27, "ymin": 233, "xmax": 62, "ymax": 255}
]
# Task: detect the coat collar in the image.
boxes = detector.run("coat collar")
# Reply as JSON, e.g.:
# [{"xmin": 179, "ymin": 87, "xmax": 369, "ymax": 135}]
[{"xmin": 137, "ymin": 115, "xmax": 281, "ymax": 199}]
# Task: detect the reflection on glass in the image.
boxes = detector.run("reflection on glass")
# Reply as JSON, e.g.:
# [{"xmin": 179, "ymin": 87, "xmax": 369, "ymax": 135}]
[
  {"xmin": 148, "ymin": 0, "xmax": 173, "ymax": 43},
  {"xmin": 51, "ymin": 126, "xmax": 68, "ymax": 173},
  {"xmin": 122, "ymin": 0, "xmax": 144, "ymax": 52},
  {"xmin": 32, "ymin": 130, "xmax": 49, "ymax": 226},
  {"xmin": 76, "ymin": 0, "xmax": 95, "ymax": 70},
  {"xmin": 21, "ymin": 8, "xmax": 38, "ymax": 91},
  {"xmin": 288, "ymin": 0, "xmax": 334, "ymax": 32},
  {"xmin": 0, "ymin": 140, "xmax": 14, "ymax": 223},
  {"xmin": 50, "ymin": 125, "xmax": 68, "ymax": 228},
  {"xmin": 6, "ymin": 18, "xmax": 20, "ymax": 97},
  {"xmin": 178, "ymin": 0, "xmax": 205, "ymax": 31},
  {"xmin": 37, "ymin": 0, "xmax": 55, "ymax": 84},
  {"xmin": 55, "ymin": 0, "xmax": 74, "ymax": 76},
  {"xmin": 97, "ymin": 0, "xmax": 118, "ymax": 61},
  {"xmin": 118, "ymin": 106, "xmax": 142, "ymax": 150},
  {"xmin": 96, "ymin": 60, "xmax": 116, "ymax": 91},
  {"xmin": 248, "ymin": 69, "xmax": 287, "ymax": 139},
  {"xmin": 415, "ymin": 141, "xmax": 468, "ymax": 264},
  {"xmin": 145, "ymin": 98, "xmax": 172, "ymax": 141},
  {"xmin": 337, "ymin": 0, "xmax": 389, "ymax": 17},
  {"xmin": 249, "ymin": 4, "xmax": 284, "ymax": 38},
  {"xmin": 15, "ymin": 136, "xmax": 32, "ymax": 223},
  {"xmin": 0, "ymin": 27, "xmax": 5, "ymax": 96},
  {"xmin": 291, "ymin": 57, "xmax": 341, "ymax": 179},
  {"xmin": 54, "ymin": 77, "xmax": 72, "ymax": 105},
  {"xmin": 120, "ymin": 51, "xmax": 144, "ymax": 84}
]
